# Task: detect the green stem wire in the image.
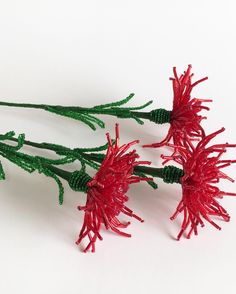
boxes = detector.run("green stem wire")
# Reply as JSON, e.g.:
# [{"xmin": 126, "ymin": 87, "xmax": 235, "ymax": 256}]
[
  {"xmin": 7, "ymin": 137, "xmax": 159, "ymax": 187},
  {"xmin": 0, "ymin": 133, "xmax": 184, "ymax": 210},
  {"xmin": 47, "ymin": 158, "xmax": 183, "ymax": 185},
  {"xmin": 8, "ymin": 137, "xmax": 101, "ymax": 170},
  {"xmin": 0, "ymin": 138, "xmax": 70, "ymax": 204},
  {"xmin": 7, "ymin": 136, "xmax": 183, "ymax": 184},
  {"xmin": 82, "ymin": 153, "xmax": 183, "ymax": 184},
  {"xmin": 0, "ymin": 94, "xmax": 171, "ymax": 128},
  {"xmin": 0, "ymin": 101, "xmax": 49, "ymax": 109}
]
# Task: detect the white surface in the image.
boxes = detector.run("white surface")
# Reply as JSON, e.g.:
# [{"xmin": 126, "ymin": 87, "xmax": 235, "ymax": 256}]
[{"xmin": 0, "ymin": 1, "xmax": 236, "ymax": 293}]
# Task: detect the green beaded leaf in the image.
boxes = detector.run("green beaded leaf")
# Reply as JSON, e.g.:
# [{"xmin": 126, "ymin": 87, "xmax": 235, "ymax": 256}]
[
  {"xmin": 93, "ymin": 93, "xmax": 136, "ymax": 109},
  {"xmin": 45, "ymin": 106, "xmax": 105, "ymax": 130},
  {"xmin": 0, "ymin": 144, "xmax": 65, "ymax": 204},
  {"xmin": 34, "ymin": 141, "xmax": 69, "ymax": 153},
  {"xmin": 0, "ymin": 160, "xmax": 5, "ymax": 180},
  {"xmin": 0, "ymin": 131, "xmax": 15, "ymax": 141},
  {"xmin": 92, "ymin": 93, "xmax": 153, "ymax": 125},
  {"xmin": 36, "ymin": 159, "xmax": 65, "ymax": 205},
  {"xmin": 75, "ymin": 141, "xmax": 110, "ymax": 153},
  {"xmin": 44, "ymin": 169, "xmax": 64, "ymax": 205},
  {"xmin": 19, "ymin": 138, "xmax": 103, "ymax": 170},
  {"xmin": 10, "ymin": 133, "xmax": 25, "ymax": 151},
  {"xmin": 82, "ymin": 113, "xmax": 105, "ymax": 128},
  {"xmin": 0, "ymin": 151, "xmax": 36, "ymax": 173},
  {"xmin": 36, "ymin": 93, "xmax": 153, "ymax": 129},
  {"xmin": 133, "ymin": 171, "xmax": 158, "ymax": 189},
  {"xmin": 112, "ymin": 99, "xmax": 153, "ymax": 111},
  {"xmin": 77, "ymin": 157, "xmax": 100, "ymax": 170},
  {"xmin": 0, "ymin": 132, "xmax": 25, "ymax": 151},
  {"xmin": 35, "ymin": 155, "xmax": 76, "ymax": 166},
  {"xmin": 80, "ymin": 139, "xmax": 116, "ymax": 153},
  {"xmin": 86, "ymin": 153, "xmax": 105, "ymax": 161}
]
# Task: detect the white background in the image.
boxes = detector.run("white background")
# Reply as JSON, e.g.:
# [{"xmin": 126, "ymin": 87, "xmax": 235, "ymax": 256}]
[{"xmin": 0, "ymin": 1, "xmax": 236, "ymax": 293}]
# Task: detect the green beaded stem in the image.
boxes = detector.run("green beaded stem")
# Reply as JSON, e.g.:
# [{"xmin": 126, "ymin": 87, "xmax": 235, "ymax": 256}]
[
  {"xmin": 0, "ymin": 132, "xmax": 69, "ymax": 204},
  {"xmin": 131, "ymin": 108, "xmax": 171, "ymax": 124},
  {"xmin": 0, "ymin": 130, "xmax": 185, "ymax": 210},
  {"xmin": 3, "ymin": 132, "xmax": 184, "ymax": 196},
  {"xmin": 8, "ymin": 136, "xmax": 159, "ymax": 189},
  {"xmin": 149, "ymin": 109, "xmax": 171, "ymax": 124},
  {"xmin": 0, "ymin": 94, "xmax": 172, "ymax": 129},
  {"xmin": 44, "ymin": 165, "xmax": 92, "ymax": 193},
  {"xmin": 68, "ymin": 170, "xmax": 92, "ymax": 192},
  {"xmin": 0, "ymin": 129, "xmax": 185, "ymax": 215},
  {"xmin": 49, "ymin": 161, "xmax": 184, "ymax": 187},
  {"xmin": 8, "ymin": 134, "xmax": 184, "ymax": 186},
  {"xmin": 161, "ymin": 166, "xmax": 184, "ymax": 183},
  {"xmin": 111, "ymin": 164, "xmax": 183, "ymax": 184},
  {"xmin": 9, "ymin": 136, "xmax": 105, "ymax": 170}
]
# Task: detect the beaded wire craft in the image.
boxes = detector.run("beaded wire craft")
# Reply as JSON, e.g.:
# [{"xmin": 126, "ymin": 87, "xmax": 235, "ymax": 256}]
[
  {"xmin": 0, "ymin": 65, "xmax": 210, "ymax": 148},
  {"xmin": 0, "ymin": 65, "xmax": 235, "ymax": 253}
]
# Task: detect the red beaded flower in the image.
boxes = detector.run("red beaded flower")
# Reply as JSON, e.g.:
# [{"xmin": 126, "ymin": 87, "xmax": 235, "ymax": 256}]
[
  {"xmin": 144, "ymin": 65, "xmax": 211, "ymax": 152},
  {"xmin": 161, "ymin": 128, "xmax": 236, "ymax": 240},
  {"xmin": 76, "ymin": 124, "xmax": 152, "ymax": 252}
]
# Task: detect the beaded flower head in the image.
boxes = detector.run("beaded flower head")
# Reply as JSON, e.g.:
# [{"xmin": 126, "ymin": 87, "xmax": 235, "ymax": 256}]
[
  {"xmin": 161, "ymin": 128, "xmax": 236, "ymax": 239},
  {"xmin": 144, "ymin": 65, "xmax": 211, "ymax": 154},
  {"xmin": 75, "ymin": 124, "xmax": 152, "ymax": 252}
]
